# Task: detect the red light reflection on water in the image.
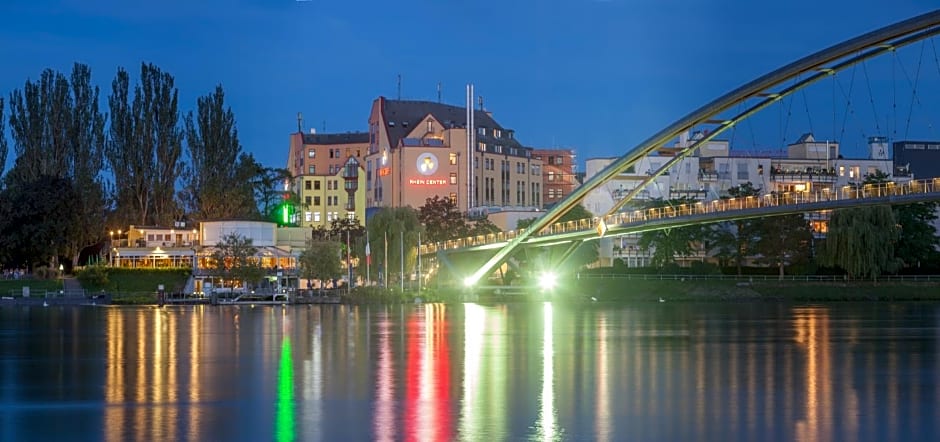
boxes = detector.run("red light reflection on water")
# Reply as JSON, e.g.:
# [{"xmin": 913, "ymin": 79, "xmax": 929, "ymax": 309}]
[{"xmin": 404, "ymin": 304, "xmax": 452, "ymax": 442}]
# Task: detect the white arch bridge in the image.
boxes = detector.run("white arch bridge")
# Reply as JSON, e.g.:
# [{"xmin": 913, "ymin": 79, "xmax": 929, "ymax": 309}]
[{"xmin": 440, "ymin": 9, "xmax": 940, "ymax": 287}]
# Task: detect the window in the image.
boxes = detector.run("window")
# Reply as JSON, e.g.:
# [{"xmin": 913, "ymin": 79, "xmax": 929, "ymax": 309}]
[
  {"xmin": 478, "ymin": 142, "xmax": 486, "ymax": 151},
  {"xmin": 305, "ymin": 180, "xmax": 311, "ymax": 190},
  {"xmin": 839, "ymin": 166, "xmax": 845, "ymax": 177},
  {"xmin": 548, "ymin": 171, "xmax": 555, "ymax": 182},
  {"xmin": 449, "ymin": 193, "xmax": 457, "ymax": 205},
  {"xmin": 493, "ymin": 128, "xmax": 501, "ymax": 138},
  {"xmin": 305, "ymin": 196, "xmax": 312, "ymax": 206},
  {"xmin": 308, "ymin": 150, "xmax": 315, "ymax": 158},
  {"xmin": 314, "ymin": 196, "xmax": 321, "ymax": 206},
  {"xmin": 553, "ymin": 156, "xmax": 564, "ymax": 166},
  {"xmin": 314, "ymin": 180, "xmax": 321, "ymax": 190},
  {"xmin": 450, "ymin": 153, "xmax": 457, "ymax": 165},
  {"xmin": 305, "ymin": 212, "xmax": 312, "ymax": 222},
  {"xmin": 314, "ymin": 212, "xmax": 321, "ymax": 222},
  {"xmin": 308, "ymin": 165, "xmax": 315, "ymax": 174},
  {"xmin": 477, "ymin": 127, "xmax": 486, "ymax": 136},
  {"xmin": 450, "ymin": 172, "xmax": 457, "ymax": 184},
  {"xmin": 737, "ymin": 161, "xmax": 749, "ymax": 180}
]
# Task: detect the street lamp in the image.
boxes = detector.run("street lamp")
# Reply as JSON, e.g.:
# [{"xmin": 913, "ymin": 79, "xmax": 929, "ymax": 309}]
[{"xmin": 109, "ymin": 231, "xmax": 114, "ymax": 266}]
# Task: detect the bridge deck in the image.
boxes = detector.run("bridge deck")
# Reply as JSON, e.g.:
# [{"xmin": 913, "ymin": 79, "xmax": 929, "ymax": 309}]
[{"xmin": 423, "ymin": 178, "xmax": 940, "ymax": 254}]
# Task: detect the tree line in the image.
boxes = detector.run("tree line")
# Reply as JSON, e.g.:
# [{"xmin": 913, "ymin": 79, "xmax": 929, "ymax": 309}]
[{"xmin": 0, "ymin": 62, "xmax": 289, "ymax": 271}]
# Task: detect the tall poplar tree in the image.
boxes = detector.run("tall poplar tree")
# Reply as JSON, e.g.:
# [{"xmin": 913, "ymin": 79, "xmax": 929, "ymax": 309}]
[
  {"xmin": 106, "ymin": 63, "xmax": 183, "ymax": 227},
  {"xmin": 6, "ymin": 68, "xmax": 71, "ymax": 185},
  {"xmin": 181, "ymin": 85, "xmax": 255, "ymax": 220},
  {"xmin": 5, "ymin": 63, "xmax": 106, "ymax": 265}
]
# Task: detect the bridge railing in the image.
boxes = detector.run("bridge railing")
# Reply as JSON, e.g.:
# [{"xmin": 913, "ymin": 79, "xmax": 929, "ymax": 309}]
[{"xmin": 419, "ymin": 178, "xmax": 940, "ymax": 254}]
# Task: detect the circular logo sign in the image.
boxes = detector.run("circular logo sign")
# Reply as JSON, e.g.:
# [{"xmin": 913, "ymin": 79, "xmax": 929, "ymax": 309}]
[{"xmin": 416, "ymin": 153, "xmax": 438, "ymax": 176}]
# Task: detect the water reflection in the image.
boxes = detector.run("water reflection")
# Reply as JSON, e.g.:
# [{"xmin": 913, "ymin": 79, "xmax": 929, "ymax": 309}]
[{"xmin": 1, "ymin": 302, "xmax": 938, "ymax": 441}]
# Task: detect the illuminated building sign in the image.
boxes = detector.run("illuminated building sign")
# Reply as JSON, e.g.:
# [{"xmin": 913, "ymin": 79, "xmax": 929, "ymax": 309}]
[
  {"xmin": 378, "ymin": 167, "xmax": 391, "ymax": 176},
  {"xmin": 416, "ymin": 153, "xmax": 439, "ymax": 176},
  {"xmin": 409, "ymin": 178, "xmax": 448, "ymax": 185}
]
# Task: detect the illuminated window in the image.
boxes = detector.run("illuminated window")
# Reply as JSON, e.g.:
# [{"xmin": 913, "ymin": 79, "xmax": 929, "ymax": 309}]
[
  {"xmin": 450, "ymin": 153, "xmax": 457, "ymax": 165},
  {"xmin": 449, "ymin": 193, "xmax": 457, "ymax": 205},
  {"xmin": 450, "ymin": 172, "xmax": 457, "ymax": 184},
  {"xmin": 308, "ymin": 150, "xmax": 315, "ymax": 158},
  {"xmin": 305, "ymin": 212, "xmax": 312, "ymax": 222},
  {"xmin": 839, "ymin": 166, "xmax": 845, "ymax": 176}
]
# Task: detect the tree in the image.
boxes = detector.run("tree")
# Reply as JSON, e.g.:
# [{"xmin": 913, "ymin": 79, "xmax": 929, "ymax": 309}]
[
  {"xmin": 329, "ymin": 216, "xmax": 365, "ymax": 257},
  {"xmin": 755, "ymin": 213, "xmax": 814, "ymax": 279},
  {"xmin": 419, "ymin": 195, "xmax": 468, "ymax": 243},
  {"xmin": 817, "ymin": 206, "xmax": 899, "ymax": 279},
  {"xmin": 208, "ymin": 232, "xmax": 264, "ymax": 291},
  {"xmin": 366, "ymin": 207, "xmax": 422, "ymax": 286},
  {"xmin": 5, "ymin": 64, "xmax": 107, "ymax": 266},
  {"xmin": 637, "ymin": 198, "xmax": 710, "ymax": 268},
  {"xmin": 250, "ymin": 162, "xmax": 293, "ymax": 222},
  {"xmin": 181, "ymin": 85, "xmax": 255, "ymax": 220},
  {"xmin": 862, "ymin": 169, "xmax": 940, "ymax": 269},
  {"xmin": 711, "ymin": 182, "xmax": 762, "ymax": 274},
  {"xmin": 0, "ymin": 176, "xmax": 81, "ymax": 269},
  {"xmin": 66, "ymin": 64, "xmax": 107, "ymax": 266},
  {"xmin": 894, "ymin": 202, "xmax": 940, "ymax": 269},
  {"xmin": 299, "ymin": 240, "xmax": 342, "ymax": 293},
  {"xmin": 106, "ymin": 63, "xmax": 183, "ymax": 227}
]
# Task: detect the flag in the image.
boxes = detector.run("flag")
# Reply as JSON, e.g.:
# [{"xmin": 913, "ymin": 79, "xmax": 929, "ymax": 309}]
[{"xmin": 365, "ymin": 240, "xmax": 371, "ymax": 265}]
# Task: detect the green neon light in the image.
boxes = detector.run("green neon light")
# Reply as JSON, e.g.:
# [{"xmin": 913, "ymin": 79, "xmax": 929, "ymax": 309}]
[
  {"xmin": 276, "ymin": 336, "xmax": 295, "ymax": 442},
  {"xmin": 282, "ymin": 206, "xmax": 289, "ymax": 225}
]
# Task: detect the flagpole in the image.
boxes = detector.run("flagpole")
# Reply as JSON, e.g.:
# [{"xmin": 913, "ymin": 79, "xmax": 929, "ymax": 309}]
[
  {"xmin": 418, "ymin": 232, "xmax": 422, "ymax": 292},
  {"xmin": 366, "ymin": 230, "xmax": 371, "ymax": 286},
  {"xmin": 384, "ymin": 232, "xmax": 388, "ymax": 289},
  {"xmin": 400, "ymin": 230, "xmax": 404, "ymax": 292}
]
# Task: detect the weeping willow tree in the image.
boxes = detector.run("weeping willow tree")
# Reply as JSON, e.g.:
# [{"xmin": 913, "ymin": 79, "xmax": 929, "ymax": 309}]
[
  {"xmin": 365, "ymin": 207, "xmax": 422, "ymax": 287},
  {"xmin": 818, "ymin": 206, "xmax": 900, "ymax": 280}
]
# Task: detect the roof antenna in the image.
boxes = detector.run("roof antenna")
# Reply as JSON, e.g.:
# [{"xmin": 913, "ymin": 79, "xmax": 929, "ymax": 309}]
[
  {"xmin": 437, "ymin": 82, "xmax": 442, "ymax": 103},
  {"xmin": 397, "ymin": 74, "xmax": 402, "ymax": 100},
  {"xmin": 297, "ymin": 112, "xmax": 303, "ymax": 133},
  {"xmin": 478, "ymin": 95, "xmax": 484, "ymax": 111}
]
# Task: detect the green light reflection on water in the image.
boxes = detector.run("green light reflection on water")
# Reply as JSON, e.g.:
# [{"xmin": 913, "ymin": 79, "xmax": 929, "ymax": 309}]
[{"xmin": 276, "ymin": 335, "xmax": 295, "ymax": 442}]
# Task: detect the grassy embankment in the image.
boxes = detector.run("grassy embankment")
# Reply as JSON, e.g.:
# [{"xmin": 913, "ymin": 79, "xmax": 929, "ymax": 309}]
[
  {"xmin": 0, "ymin": 279, "xmax": 63, "ymax": 297},
  {"xmin": 76, "ymin": 267, "xmax": 191, "ymax": 305}
]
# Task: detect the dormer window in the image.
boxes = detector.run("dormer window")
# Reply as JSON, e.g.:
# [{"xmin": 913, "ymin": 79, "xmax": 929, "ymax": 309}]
[
  {"xmin": 477, "ymin": 127, "xmax": 486, "ymax": 136},
  {"xmin": 427, "ymin": 120, "xmax": 433, "ymax": 133},
  {"xmin": 493, "ymin": 128, "xmax": 502, "ymax": 138}
]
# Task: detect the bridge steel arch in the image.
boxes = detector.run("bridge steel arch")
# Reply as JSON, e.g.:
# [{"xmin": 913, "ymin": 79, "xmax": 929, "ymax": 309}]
[{"xmin": 464, "ymin": 9, "xmax": 940, "ymax": 286}]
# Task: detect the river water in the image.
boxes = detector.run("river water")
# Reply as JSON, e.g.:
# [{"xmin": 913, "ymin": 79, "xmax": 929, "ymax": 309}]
[{"xmin": 1, "ymin": 301, "xmax": 938, "ymax": 441}]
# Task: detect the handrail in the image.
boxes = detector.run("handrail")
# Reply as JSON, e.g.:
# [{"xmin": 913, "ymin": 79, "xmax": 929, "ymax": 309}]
[{"xmin": 421, "ymin": 178, "xmax": 940, "ymax": 254}]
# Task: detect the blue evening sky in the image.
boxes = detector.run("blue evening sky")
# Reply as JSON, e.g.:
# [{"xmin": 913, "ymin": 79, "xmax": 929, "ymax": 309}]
[{"xmin": 1, "ymin": 0, "xmax": 938, "ymax": 174}]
